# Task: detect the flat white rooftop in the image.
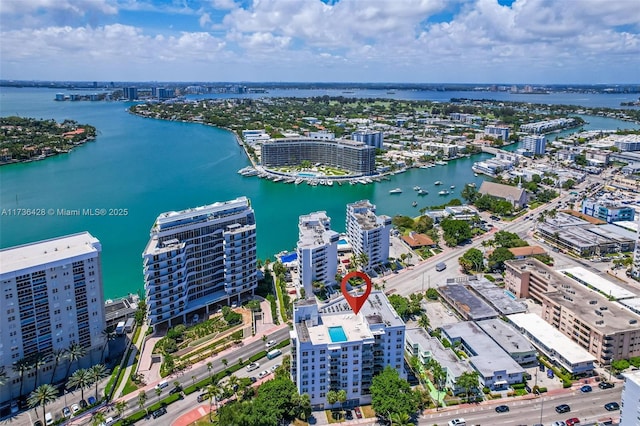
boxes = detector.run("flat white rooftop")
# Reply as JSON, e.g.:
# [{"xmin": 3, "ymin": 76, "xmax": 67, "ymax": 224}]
[
  {"xmin": 507, "ymin": 313, "xmax": 596, "ymax": 365},
  {"xmin": 619, "ymin": 297, "xmax": 640, "ymax": 316},
  {"xmin": 0, "ymin": 232, "xmax": 100, "ymax": 275},
  {"xmin": 559, "ymin": 266, "xmax": 636, "ymax": 300}
]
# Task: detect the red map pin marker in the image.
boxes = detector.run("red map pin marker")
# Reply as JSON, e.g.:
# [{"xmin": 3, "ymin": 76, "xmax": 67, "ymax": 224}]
[{"xmin": 341, "ymin": 271, "xmax": 373, "ymax": 315}]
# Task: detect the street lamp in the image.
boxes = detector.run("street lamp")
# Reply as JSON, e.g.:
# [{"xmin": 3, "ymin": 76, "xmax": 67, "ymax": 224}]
[{"xmin": 535, "ymin": 389, "xmax": 543, "ymax": 424}]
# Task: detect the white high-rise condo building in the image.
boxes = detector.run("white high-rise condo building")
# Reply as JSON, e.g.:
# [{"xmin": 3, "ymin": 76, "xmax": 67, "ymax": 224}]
[
  {"xmin": 297, "ymin": 212, "xmax": 339, "ymax": 297},
  {"xmin": 143, "ymin": 197, "xmax": 257, "ymax": 331},
  {"xmin": 346, "ymin": 200, "xmax": 391, "ymax": 272},
  {"xmin": 0, "ymin": 232, "xmax": 107, "ymax": 406},
  {"xmin": 521, "ymin": 135, "xmax": 546, "ymax": 155},
  {"xmin": 291, "ymin": 292, "xmax": 405, "ymax": 408},
  {"xmin": 620, "ymin": 370, "xmax": 640, "ymax": 426}
]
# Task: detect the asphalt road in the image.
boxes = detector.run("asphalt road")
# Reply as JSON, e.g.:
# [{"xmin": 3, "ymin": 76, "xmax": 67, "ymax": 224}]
[
  {"xmin": 66, "ymin": 327, "xmax": 291, "ymax": 426},
  {"xmin": 421, "ymin": 386, "xmax": 621, "ymax": 426}
]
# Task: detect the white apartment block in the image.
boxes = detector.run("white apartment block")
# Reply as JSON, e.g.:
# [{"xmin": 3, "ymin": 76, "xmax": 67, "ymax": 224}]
[
  {"xmin": 0, "ymin": 232, "xmax": 107, "ymax": 405},
  {"xmin": 420, "ymin": 142, "xmax": 459, "ymax": 158},
  {"xmin": 143, "ymin": 197, "xmax": 257, "ymax": 331},
  {"xmin": 297, "ymin": 212, "xmax": 339, "ymax": 297},
  {"xmin": 620, "ymin": 370, "xmax": 640, "ymax": 426},
  {"xmin": 484, "ymin": 125, "xmax": 510, "ymax": 141},
  {"xmin": 346, "ymin": 200, "xmax": 391, "ymax": 272},
  {"xmin": 291, "ymin": 292, "xmax": 405, "ymax": 408}
]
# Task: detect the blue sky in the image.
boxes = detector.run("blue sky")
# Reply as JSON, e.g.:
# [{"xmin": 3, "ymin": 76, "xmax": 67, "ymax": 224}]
[{"xmin": 0, "ymin": 0, "xmax": 639, "ymax": 83}]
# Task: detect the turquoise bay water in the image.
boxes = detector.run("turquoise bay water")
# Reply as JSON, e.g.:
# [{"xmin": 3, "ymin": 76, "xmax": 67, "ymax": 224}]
[{"xmin": 0, "ymin": 88, "xmax": 637, "ymax": 298}]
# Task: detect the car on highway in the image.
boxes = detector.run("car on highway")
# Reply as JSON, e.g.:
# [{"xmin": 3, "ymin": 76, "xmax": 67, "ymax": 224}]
[
  {"xmin": 71, "ymin": 404, "xmax": 80, "ymax": 414},
  {"xmin": 62, "ymin": 407, "xmax": 71, "ymax": 418},
  {"xmin": 495, "ymin": 405, "xmax": 509, "ymax": 413},
  {"xmin": 565, "ymin": 418, "xmax": 580, "ymax": 426},
  {"xmin": 33, "ymin": 420, "xmax": 44, "ymax": 426},
  {"xmin": 265, "ymin": 339, "xmax": 276, "ymax": 348},
  {"xmin": 551, "ymin": 422, "xmax": 566, "ymax": 426},
  {"xmin": 555, "ymin": 404, "xmax": 571, "ymax": 414},
  {"xmin": 599, "ymin": 381, "xmax": 614, "ymax": 389},
  {"xmin": 88, "ymin": 396, "xmax": 96, "ymax": 405},
  {"xmin": 604, "ymin": 402, "xmax": 620, "ymax": 411},
  {"xmin": 246, "ymin": 362, "xmax": 260, "ymax": 372},
  {"xmin": 197, "ymin": 393, "xmax": 208, "ymax": 403},
  {"xmin": 258, "ymin": 370, "xmax": 270, "ymax": 379},
  {"xmin": 79, "ymin": 399, "xmax": 88, "ymax": 409},
  {"xmin": 152, "ymin": 407, "xmax": 167, "ymax": 419},
  {"xmin": 580, "ymin": 384, "xmax": 592, "ymax": 393},
  {"xmin": 270, "ymin": 364, "xmax": 281, "ymax": 372},
  {"xmin": 345, "ymin": 410, "xmax": 353, "ymax": 420},
  {"xmin": 448, "ymin": 419, "xmax": 466, "ymax": 426}
]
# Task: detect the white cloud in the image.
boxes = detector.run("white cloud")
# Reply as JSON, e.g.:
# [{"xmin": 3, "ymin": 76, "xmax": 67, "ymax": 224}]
[{"xmin": 199, "ymin": 12, "xmax": 212, "ymax": 28}]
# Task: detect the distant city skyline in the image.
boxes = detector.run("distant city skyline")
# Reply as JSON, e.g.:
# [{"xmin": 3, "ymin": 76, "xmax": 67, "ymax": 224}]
[{"xmin": 0, "ymin": 0, "xmax": 639, "ymax": 84}]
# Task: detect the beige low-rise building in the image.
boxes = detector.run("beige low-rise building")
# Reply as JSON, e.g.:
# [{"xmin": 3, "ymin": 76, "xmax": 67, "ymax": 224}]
[{"xmin": 504, "ymin": 258, "xmax": 640, "ymax": 365}]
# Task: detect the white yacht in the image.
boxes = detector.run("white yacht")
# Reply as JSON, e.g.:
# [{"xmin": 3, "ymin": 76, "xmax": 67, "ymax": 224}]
[
  {"xmin": 434, "ymin": 181, "xmax": 443, "ymax": 185},
  {"xmin": 389, "ymin": 188, "xmax": 402, "ymax": 194}
]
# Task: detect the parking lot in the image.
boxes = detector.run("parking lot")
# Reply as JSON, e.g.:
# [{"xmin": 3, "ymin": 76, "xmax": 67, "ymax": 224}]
[{"xmin": 423, "ymin": 300, "xmax": 462, "ymax": 329}]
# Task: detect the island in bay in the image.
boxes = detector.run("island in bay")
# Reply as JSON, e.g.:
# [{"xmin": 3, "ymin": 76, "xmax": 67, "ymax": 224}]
[{"xmin": 0, "ymin": 116, "xmax": 97, "ymax": 165}]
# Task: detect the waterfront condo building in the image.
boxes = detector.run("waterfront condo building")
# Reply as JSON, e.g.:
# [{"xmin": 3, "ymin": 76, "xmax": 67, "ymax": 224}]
[
  {"xmin": 504, "ymin": 259, "xmax": 640, "ymax": 365},
  {"xmin": 297, "ymin": 212, "xmax": 339, "ymax": 297},
  {"xmin": 143, "ymin": 197, "xmax": 257, "ymax": 331},
  {"xmin": 291, "ymin": 292, "xmax": 405, "ymax": 408},
  {"xmin": 521, "ymin": 135, "xmax": 546, "ymax": 155},
  {"xmin": 0, "ymin": 232, "xmax": 107, "ymax": 406},
  {"xmin": 346, "ymin": 200, "xmax": 391, "ymax": 272},
  {"xmin": 484, "ymin": 125, "xmax": 510, "ymax": 141},
  {"xmin": 260, "ymin": 137, "xmax": 376, "ymax": 176}
]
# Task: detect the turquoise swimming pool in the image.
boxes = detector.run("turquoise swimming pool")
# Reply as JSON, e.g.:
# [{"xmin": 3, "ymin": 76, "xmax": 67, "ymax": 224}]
[{"xmin": 328, "ymin": 326, "xmax": 348, "ymax": 342}]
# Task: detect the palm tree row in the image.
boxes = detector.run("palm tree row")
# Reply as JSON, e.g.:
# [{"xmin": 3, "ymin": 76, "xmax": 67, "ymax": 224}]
[
  {"xmin": 67, "ymin": 364, "xmax": 111, "ymax": 403},
  {"xmin": 11, "ymin": 342, "xmax": 88, "ymax": 398}
]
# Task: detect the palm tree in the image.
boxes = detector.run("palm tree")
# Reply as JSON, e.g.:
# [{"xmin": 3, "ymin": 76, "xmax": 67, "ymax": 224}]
[
  {"xmin": 65, "ymin": 342, "xmax": 86, "ymax": 378},
  {"xmin": 390, "ymin": 412, "xmax": 415, "ymax": 426},
  {"xmin": 357, "ymin": 252, "xmax": 369, "ymax": 271},
  {"xmin": 31, "ymin": 352, "xmax": 49, "ymax": 390},
  {"xmin": 13, "ymin": 357, "xmax": 31, "ymax": 398},
  {"xmin": 88, "ymin": 364, "xmax": 110, "ymax": 401},
  {"xmin": 49, "ymin": 348, "xmax": 68, "ymax": 385},
  {"xmin": 92, "ymin": 411, "xmax": 106, "ymax": 426},
  {"xmin": 206, "ymin": 382, "xmax": 223, "ymax": 421},
  {"xmin": 114, "ymin": 400, "xmax": 127, "ymax": 418},
  {"xmin": 221, "ymin": 358, "xmax": 228, "ymax": 369},
  {"xmin": 227, "ymin": 375, "xmax": 240, "ymax": 399},
  {"xmin": 137, "ymin": 390, "xmax": 147, "ymax": 414},
  {"xmin": 67, "ymin": 368, "xmax": 92, "ymax": 402},
  {"xmin": 154, "ymin": 387, "xmax": 162, "ymax": 405},
  {"xmin": 0, "ymin": 366, "xmax": 7, "ymax": 387},
  {"xmin": 27, "ymin": 384, "xmax": 57, "ymax": 420},
  {"xmin": 418, "ymin": 314, "xmax": 430, "ymax": 330},
  {"xmin": 336, "ymin": 389, "xmax": 347, "ymax": 418},
  {"xmin": 100, "ymin": 329, "xmax": 117, "ymax": 363}
]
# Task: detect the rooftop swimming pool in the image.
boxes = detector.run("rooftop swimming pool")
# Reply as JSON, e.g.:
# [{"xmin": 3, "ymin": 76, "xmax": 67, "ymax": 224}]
[
  {"xmin": 338, "ymin": 239, "xmax": 348, "ymax": 245},
  {"xmin": 504, "ymin": 289, "xmax": 516, "ymax": 300},
  {"xmin": 328, "ymin": 326, "xmax": 348, "ymax": 342},
  {"xmin": 297, "ymin": 172, "xmax": 318, "ymax": 177}
]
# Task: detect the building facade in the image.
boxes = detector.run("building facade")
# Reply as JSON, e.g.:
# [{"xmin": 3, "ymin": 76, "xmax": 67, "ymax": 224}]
[
  {"xmin": 505, "ymin": 259, "xmax": 640, "ymax": 365},
  {"xmin": 620, "ymin": 370, "xmax": 640, "ymax": 426},
  {"xmin": 484, "ymin": 125, "xmax": 510, "ymax": 141},
  {"xmin": 297, "ymin": 212, "xmax": 339, "ymax": 297},
  {"xmin": 582, "ymin": 199, "xmax": 635, "ymax": 223},
  {"xmin": 291, "ymin": 292, "xmax": 405, "ymax": 408},
  {"xmin": 143, "ymin": 197, "xmax": 257, "ymax": 331},
  {"xmin": 345, "ymin": 200, "xmax": 391, "ymax": 272},
  {"xmin": 261, "ymin": 138, "xmax": 376, "ymax": 176},
  {"xmin": 521, "ymin": 135, "xmax": 546, "ymax": 155},
  {"xmin": 351, "ymin": 130, "xmax": 384, "ymax": 149},
  {"xmin": 0, "ymin": 232, "xmax": 107, "ymax": 406}
]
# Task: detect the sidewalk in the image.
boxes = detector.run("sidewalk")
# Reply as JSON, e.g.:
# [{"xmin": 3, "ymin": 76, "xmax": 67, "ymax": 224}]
[{"xmin": 113, "ymin": 323, "xmax": 150, "ymax": 398}]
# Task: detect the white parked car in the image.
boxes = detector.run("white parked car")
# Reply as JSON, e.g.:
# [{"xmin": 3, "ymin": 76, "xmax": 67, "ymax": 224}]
[
  {"xmin": 265, "ymin": 340, "xmax": 276, "ymax": 348},
  {"xmin": 448, "ymin": 419, "xmax": 466, "ymax": 426},
  {"xmin": 270, "ymin": 364, "xmax": 281, "ymax": 372},
  {"xmin": 258, "ymin": 370, "xmax": 270, "ymax": 379},
  {"xmin": 246, "ymin": 362, "xmax": 260, "ymax": 372}
]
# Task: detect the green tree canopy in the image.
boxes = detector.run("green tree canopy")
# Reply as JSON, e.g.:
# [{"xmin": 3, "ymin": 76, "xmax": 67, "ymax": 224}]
[
  {"xmin": 371, "ymin": 366, "xmax": 419, "ymax": 422},
  {"xmin": 440, "ymin": 218, "xmax": 472, "ymax": 247},
  {"xmin": 459, "ymin": 248, "xmax": 484, "ymax": 273},
  {"xmin": 492, "ymin": 231, "xmax": 528, "ymax": 248},
  {"xmin": 488, "ymin": 247, "xmax": 515, "ymax": 272}
]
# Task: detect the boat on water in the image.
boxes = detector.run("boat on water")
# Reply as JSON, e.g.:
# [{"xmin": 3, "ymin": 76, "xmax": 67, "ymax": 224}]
[
  {"xmin": 413, "ymin": 185, "xmax": 421, "ymax": 191},
  {"xmin": 389, "ymin": 188, "xmax": 402, "ymax": 194},
  {"xmin": 434, "ymin": 181, "xmax": 443, "ymax": 185},
  {"xmin": 436, "ymin": 160, "xmax": 447, "ymax": 165},
  {"xmin": 467, "ymin": 182, "xmax": 476, "ymax": 187},
  {"xmin": 417, "ymin": 189, "xmax": 428, "ymax": 196},
  {"xmin": 438, "ymin": 190, "xmax": 449, "ymax": 195},
  {"xmin": 474, "ymin": 173, "xmax": 479, "ymax": 177},
  {"xmin": 412, "ymin": 201, "xmax": 418, "ymax": 207},
  {"xmin": 450, "ymin": 185, "xmax": 455, "ymax": 189}
]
